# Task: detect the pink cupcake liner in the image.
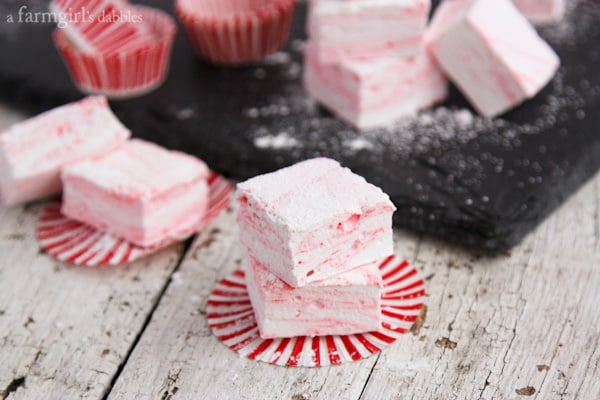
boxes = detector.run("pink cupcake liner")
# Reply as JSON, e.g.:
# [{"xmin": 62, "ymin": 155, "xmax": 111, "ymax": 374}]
[
  {"xmin": 53, "ymin": 6, "xmax": 176, "ymax": 99},
  {"xmin": 175, "ymin": 0, "xmax": 297, "ymax": 65}
]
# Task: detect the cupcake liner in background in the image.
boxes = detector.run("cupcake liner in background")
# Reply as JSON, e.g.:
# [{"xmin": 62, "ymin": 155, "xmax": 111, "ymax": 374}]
[
  {"xmin": 53, "ymin": 6, "xmax": 176, "ymax": 99},
  {"xmin": 175, "ymin": 0, "xmax": 297, "ymax": 65},
  {"xmin": 50, "ymin": 0, "xmax": 154, "ymax": 55}
]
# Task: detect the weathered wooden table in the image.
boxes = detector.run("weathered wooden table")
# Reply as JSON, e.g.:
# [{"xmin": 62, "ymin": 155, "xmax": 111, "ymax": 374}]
[{"xmin": 0, "ymin": 104, "xmax": 598, "ymax": 400}]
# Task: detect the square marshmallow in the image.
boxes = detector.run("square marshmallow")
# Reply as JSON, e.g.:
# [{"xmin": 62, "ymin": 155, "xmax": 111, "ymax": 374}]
[
  {"xmin": 512, "ymin": 0, "xmax": 565, "ymax": 24},
  {"xmin": 309, "ymin": 0, "xmax": 431, "ymax": 63},
  {"xmin": 62, "ymin": 139, "xmax": 210, "ymax": 247},
  {"xmin": 245, "ymin": 252, "xmax": 383, "ymax": 339},
  {"xmin": 426, "ymin": 0, "xmax": 560, "ymax": 117},
  {"xmin": 0, "ymin": 96, "xmax": 130, "ymax": 206},
  {"xmin": 236, "ymin": 157, "xmax": 395, "ymax": 288},
  {"xmin": 304, "ymin": 42, "xmax": 448, "ymax": 130}
]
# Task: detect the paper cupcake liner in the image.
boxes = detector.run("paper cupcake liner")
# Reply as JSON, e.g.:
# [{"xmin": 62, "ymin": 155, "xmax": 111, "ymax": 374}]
[
  {"xmin": 175, "ymin": 0, "xmax": 296, "ymax": 65},
  {"xmin": 207, "ymin": 255, "xmax": 426, "ymax": 367},
  {"xmin": 37, "ymin": 172, "xmax": 231, "ymax": 267},
  {"xmin": 50, "ymin": 0, "xmax": 154, "ymax": 55},
  {"xmin": 53, "ymin": 6, "xmax": 176, "ymax": 99}
]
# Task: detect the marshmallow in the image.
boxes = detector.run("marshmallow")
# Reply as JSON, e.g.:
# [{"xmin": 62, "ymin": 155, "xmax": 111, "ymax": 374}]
[
  {"xmin": 61, "ymin": 139, "xmax": 209, "ymax": 247},
  {"xmin": 0, "ymin": 96, "xmax": 130, "ymax": 206},
  {"xmin": 304, "ymin": 43, "xmax": 448, "ymax": 129},
  {"xmin": 308, "ymin": 0, "xmax": 431, "ymax": 63},
  {"xmin": 236, "ymin": 157, "xmax": 395, "ymax": 287},
  {"xmin": 426, "ymin": 0, "xmax": 560, "ymax": 117},
  {"xmin": 512, "ymin": 0, "xmax": 566, "ymax": 24},
  {"xmin": 245, "ymin": 252, "xmax": 382, "ymax": 338}
]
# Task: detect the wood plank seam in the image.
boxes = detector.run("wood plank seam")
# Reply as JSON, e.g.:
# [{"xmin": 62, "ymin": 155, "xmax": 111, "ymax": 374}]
[{"xmin": 100, "ymin": 238, "xmax": 195, "ymax": 400}]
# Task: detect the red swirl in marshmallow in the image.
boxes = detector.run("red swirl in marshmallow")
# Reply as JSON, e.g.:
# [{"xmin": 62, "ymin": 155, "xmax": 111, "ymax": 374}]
[
  {"xmin": 0, "ymin": 96, "xmax": 129, "ymax": 206},
  {"xmin": 61, "ymin": 139, "xmax": 210, "ymax": 248},
  {"xmin": 308, "ymin": 0, "xmax": 431, "ymax": 63},
  {"xmin": 236, "ymin": 158, "xmax": 396, "ymax": 288},
  {"xmin": 304, "ymin": 42, "xmax": 448, "ymax": 130},
  {"xmin": 245, "ymin": 252, "xmax": 383, "ymax": 339},
  {"xmin": 426, "ymin": 0, "xmax": 560, "ymax": 117}
]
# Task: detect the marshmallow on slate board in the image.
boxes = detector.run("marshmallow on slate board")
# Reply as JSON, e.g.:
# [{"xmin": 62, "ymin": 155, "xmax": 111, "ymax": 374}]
[
  {"xmin": 61, "ymin": 139, "xmax": 210, "ymax": 248},
  {"xmin": 236, "ymin": 158, "xmax": 395, "ymax": 288},
  {"xmin": 426, "ymin": 0, "xmax": 560, "ymax": 118},
  {"xmin": 0, "ymin": 96, "xmax": 130, "ymax": 206},
  {"xmin": 245, "ymin": 252, "xmax": 382, "ymax": 339},
  {"xmin": 304, "ymin": 42, "xmax": 447, "ymax": 130},
  {"xmin": 512, "ymin": 0, "xmax": 566, "ymax": 24},
  {"xmin": 308, "ymin": 0, "xmax": 431, "ymax": 63}
]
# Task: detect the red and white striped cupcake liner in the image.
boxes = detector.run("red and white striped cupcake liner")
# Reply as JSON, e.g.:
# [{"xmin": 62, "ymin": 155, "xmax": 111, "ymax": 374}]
[
  {"xmin": 50, "ymin": 0, "xmax": 154, "ymax": 55},
  {"xmin": 53, "ymin": 6, "xmax": 176, "ymax": 99},
  {"xmin": 175, "ymin": 0, "xmax": 297, "ymax": 65},
  {"xmin": 37, "ymin": 172, "xmax": 231, "ymax": 267},
  {"xmin": 207, "ymin": 255, "xmax": 426, "ymax": 367}
]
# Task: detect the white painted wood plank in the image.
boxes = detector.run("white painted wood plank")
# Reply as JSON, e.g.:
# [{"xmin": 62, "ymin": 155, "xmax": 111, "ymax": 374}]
[
  {"xmin": 359, "ymin": 175, "xmax": 600, "ymax": 400},
  {"xmin": 108, "ymin": 204, "xmax": 381, "ymax": 400},
  {"xmin": 108, "ymin": 172, "xmax": 600, "ymax": 400},
  {"xmin": 0, "ymin": 202, "xmax": 185, "ymax": 400},
  {"xmin": 0, "ymin": 108, "xmax": 186, "ymax": 399}
]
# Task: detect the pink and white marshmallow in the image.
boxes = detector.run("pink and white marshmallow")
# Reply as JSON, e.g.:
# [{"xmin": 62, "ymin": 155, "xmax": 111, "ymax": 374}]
[
  {"xmin": 245, "ymin": 252, "xmax": 383, "ymax": 339},
  {"xmin": 236, "ymin": 157, "xmax": 395, "ymax": 288},
  {"xmin": 0, "ymin": 96, "xmax": 130, "ymax": 206},
  {"xmin": 426, "ymin": 0, "xmax": 560, "ymax": 117},
  {"xmin": 512, "ymin": 0, "xmax": 566, "ymax": 24},
  {"xmin": 308, "ymin": 0, "xmax": 431, "ymax": 63},
  {"xmin": 304, "ymin": 43, "xmax": 448, "ymax": 129},
  {"xmin": 61, "ymin": 139, "xmax": 210, "ymax": 247}
]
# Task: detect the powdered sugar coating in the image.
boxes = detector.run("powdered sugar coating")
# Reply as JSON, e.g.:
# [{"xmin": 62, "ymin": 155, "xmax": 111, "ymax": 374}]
[
  {"xmin": 237, "ymin": 157, "xmax": 395, "ymax": 287},
  {"xmin": 61, "ymin": 139, "xmax": 210, "ymax": 247},
  {"xmin": 237, "ymin": 157, "xmax": 394, "ymax": 229},
  {"xmin": 62, "ymin": 139, "xmax": 209, "ymax": 200}
]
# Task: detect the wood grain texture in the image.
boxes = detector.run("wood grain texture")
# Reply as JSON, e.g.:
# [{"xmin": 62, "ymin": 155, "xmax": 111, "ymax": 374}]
[
  {"xmin": 107, "ymin": 204, "xmax": 381, "ymax": 400},
  {"xmin": 0, "ymin": 202, "xmax": 185, "ymax": 399},
  {"xmin": 1, "ymin": 104, "xmax": 599, "ymax": 399},
  {"xmin": 0, "ymin": 109, "xmax": 186, "ymax": 399},
  {"xmin": 107, "ymin": 177, "xmax": 600, "ymax": 400},
  {"xmin": 360, "ymin": 177, "xmax": 600, "ymax": 400}
]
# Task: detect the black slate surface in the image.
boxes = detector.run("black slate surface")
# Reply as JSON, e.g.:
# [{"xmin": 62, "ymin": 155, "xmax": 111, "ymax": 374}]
[{"xmin": 0, "ymin": 0, "xmax": 599, "ymax": 251}]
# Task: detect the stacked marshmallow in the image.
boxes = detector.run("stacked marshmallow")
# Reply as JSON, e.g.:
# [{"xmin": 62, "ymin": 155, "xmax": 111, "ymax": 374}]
[
  {"xmin": 304, "ymin": 0, "xmax": 448, "ymax": 130},
  {"xmin": 305, "ymin": 0, "xmax": 561, "ymax": 126},
  {"xmin": 0, "ymin": 96, "xmax": 210, "ymax": 249},
  {"xmin": 237, "ymin": 158, "xmax": 396, "ymax": 338}
]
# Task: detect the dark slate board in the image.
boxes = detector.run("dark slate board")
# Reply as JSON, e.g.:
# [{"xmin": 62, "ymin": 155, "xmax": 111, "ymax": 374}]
[{"xmin": 0, "ymin": 0, "xmax": 599, "ymax": 251}]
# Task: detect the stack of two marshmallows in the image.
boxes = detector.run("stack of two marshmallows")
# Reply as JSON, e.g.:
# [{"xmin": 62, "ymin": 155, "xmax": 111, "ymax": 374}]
[
  {"xmin": 304, "ymin": 0, "xmax": 561, "ymax": 129},
  {"xmin": 236, "ymin": 158, "xmax": 397, "ymax": 339}
]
